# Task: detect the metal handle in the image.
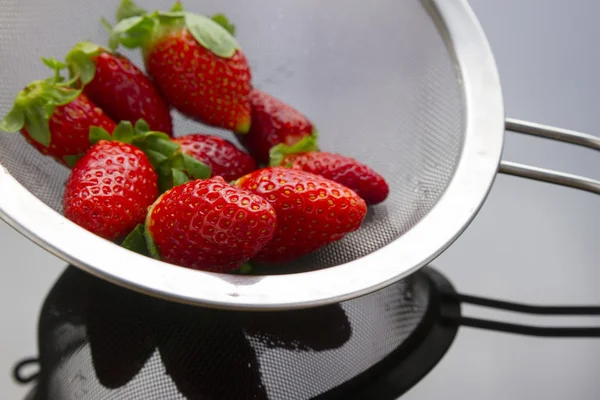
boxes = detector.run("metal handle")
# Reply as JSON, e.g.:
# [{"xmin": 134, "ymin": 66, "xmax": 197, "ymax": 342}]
[{"xmin": 500, "ymin": 118, "xmax": 600, "ymax": 195}]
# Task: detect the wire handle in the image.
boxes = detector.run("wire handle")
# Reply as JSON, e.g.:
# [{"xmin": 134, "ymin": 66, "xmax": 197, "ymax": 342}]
[
  {"xmin": 448, "ymin": 124, "xmax": 600, "ymax": 337},
  {"xmin": 500, "ymin": 118, "xmax": 600, "ymax": 194}
]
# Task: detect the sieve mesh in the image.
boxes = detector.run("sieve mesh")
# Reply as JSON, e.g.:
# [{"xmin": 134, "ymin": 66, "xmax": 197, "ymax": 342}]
[
  {"xmin": 0, "ymin": 0, "xmax": 464, "ymax": 269},
  {"xmin": 35, "ymin": 266, "xmax": 431, "ymax": 399}
]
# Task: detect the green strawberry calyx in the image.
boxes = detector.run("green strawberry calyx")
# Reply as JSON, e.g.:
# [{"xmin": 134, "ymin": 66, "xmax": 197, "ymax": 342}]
[
  {"xmin": 121, "ymin": 221, "xmax": 160, "ymax": 260},
  {"xmin": 0, "ymin": 58, "xmax": 81, "ymax": 147},
  {"xmin": 65, "ymin": 41, "xmax": 106, "ymax": 86},
  {"xmin": 89, "ymin": 119, "xmax": 212, "ymax": 192},
  {"xmin": 121, "ymin": 224, "xmax": 150, "ymax": 256},
  {"xmin": 268, "ymin": 132, "xmax": 320, "ymax": 167},
  {"xmin": 108, "ymin": 0, "xmax": 239, "ymax": 59}
]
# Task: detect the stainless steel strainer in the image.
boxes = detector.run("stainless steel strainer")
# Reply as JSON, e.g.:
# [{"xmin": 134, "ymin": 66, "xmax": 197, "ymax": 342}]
[{"xmin": 0, "ymin": 0, "xmax": 598, "ymax": 310}]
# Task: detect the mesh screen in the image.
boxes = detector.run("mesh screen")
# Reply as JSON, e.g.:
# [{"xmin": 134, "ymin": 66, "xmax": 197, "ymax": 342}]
[
  {"xmin": 33, "ymin": 266, "xmax": 430, "ymax": 399},
  {"xmin": 0, "ymin": 0, "xmax": 464, "ymax": 269}
]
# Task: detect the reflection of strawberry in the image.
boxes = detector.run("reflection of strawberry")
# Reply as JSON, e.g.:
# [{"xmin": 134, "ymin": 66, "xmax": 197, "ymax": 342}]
[
  {"xmin": 109, "ymin": 1, "xmax": 252, "ymax": 133},
  {"xmin": 237, "ymin": 89, "xmax": 317, "ymax": 164},
  {"xmin": 235, "ymin": 167, "xmax": 367, "ymax": 263},
  {"xmin": 64, "ymin": 124, "xmax": 158, "ymax": 241},
  {"xmin": 173, "ymin": 134, "xmax": 256, "ymax": 182},
  {"xmin": 144, "ymin": 177, "xmax": 277, "ymax": 272},
  {"xmin": 0, "ymin": 61, "xmax": 116, "ymax": 166},
  {"xmin": 65, "ymin": 41, "xmax": 173, "ymax": 135},
  {"xmin": 270, "ymin": 136, "xmax": 389, "ymax": 205}
]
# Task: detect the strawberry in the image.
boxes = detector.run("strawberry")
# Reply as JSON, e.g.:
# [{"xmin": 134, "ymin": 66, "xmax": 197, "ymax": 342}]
[
  {"xmin": 142, "ymin": 177, "xmax": 277, "ymax": 272},
  {"xmin": 236, "ymin": 89, "xmax": 317, "ymax": 165},
  {"xmin": 269, "ymin": 136, "xmax": 389, "ymax": 205},
  {"xmin": 63, "ymin": 121, "xmax": 159, "ymax": 241},
  {"xmin": 235, "ymin": 167, "xmax": 367, "ymax": 263},
  {"xmin": 108, "ymin": 1, "xmax": 252, "ymax": 133},
  {"xmin": 65, "ymin": 41, "xmax": 173, "ymax": 136},
  {"xmin": 173, "ymin": 134, "xmax": 256, "ymax": 182},
  {"xmin": 0, "ymin": 59, "xmax": 116, "ymax": 166}
]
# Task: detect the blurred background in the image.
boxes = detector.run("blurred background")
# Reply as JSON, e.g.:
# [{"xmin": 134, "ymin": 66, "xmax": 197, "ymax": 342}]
[{"xmin": 1, "ymin": 0, "xmax": 599, "ymax": 399}]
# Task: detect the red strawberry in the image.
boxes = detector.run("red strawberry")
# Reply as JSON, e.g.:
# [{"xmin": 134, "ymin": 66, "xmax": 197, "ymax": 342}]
[
  {"xmin": 144, "ymin": 176, "xmax": 277, "ymax": 272},
  {"xmin": 235, "ymin": 167, "xmax": 367, "ymax": 263},
  {"xmin": 65, "ymin": 41, "xmax": 173, "ymax": 136},
  {"xmin": 64, "ymin": 127, "xmax": 158, "ymax": 241},
  {"xmin": 270, "ymin": 137, "xmax": 389, "ymax": 205},
  {"xmin": 173, "ymin": 134, "xmax": 256, "ymax": 182},
  {"xmin": 237, "ymin": 89, "xmax": 317, "ymax": 164},
  {"xmin": 109, "ymin": 1, "xmax": 252, "ymax": 133},
  {"xmin": 0, "ymin": 62, "xmax": 116, "ymax": 166}
]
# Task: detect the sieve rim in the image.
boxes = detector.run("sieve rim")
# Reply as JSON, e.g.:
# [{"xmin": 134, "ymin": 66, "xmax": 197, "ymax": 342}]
[{"xmin": 0, "ymin": 0, "xmax": 504, "ymax": 310}]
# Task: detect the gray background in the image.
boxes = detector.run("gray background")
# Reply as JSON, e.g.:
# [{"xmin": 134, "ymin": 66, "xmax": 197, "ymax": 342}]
[{"xmin": 1, "ymin": 0, "xmax": 599, "ymax": 399}]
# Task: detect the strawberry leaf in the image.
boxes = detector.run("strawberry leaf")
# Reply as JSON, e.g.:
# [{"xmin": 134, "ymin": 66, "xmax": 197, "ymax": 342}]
[
  {"xmin": 144, "ymin": 149, "xmax": 169, "ymax": 169},
  {"xmin": 23, "ymin": 102, "xmax": 52, "ymax": 147},
  {"xmin": 269, "ymin": 132, "xmax": 320, "ymax": 167},
  {"xmin": 69, "ymin": 52, "xmax": 96, "ymax": 85},
  {"xmin": 89, "ymin": 126, "xmax": 112, "ymax": 145},
  {"xmin": 121, "ymin": 224, "xmax": 150, "ymax": 256},
  {"xmin": 171, "ymin": 168, "xmax": 189, "ymax": 186},
  {"xmin": 143, "ymin": 227, "xmax": 160, "ymax": 260},
  {"xmin": 63, "ymin": 154, "xmax": 84, "ymax": 168},
  {"xmin": 41, "ymin": 57, "xmax": 66, "ymax": 71},
  {"xmin": 184, "ymin": 12, "xmax": 240, "ymax": 58},
  {"xmin": 133, "ymin": 118, "xmax": 151, "ymax": 135},
  {"xmin": 112, "ymin": 121, "xmax": 134, "ymax": 144},
  {"xmin": 1, "ymin": 78, "xmax": 81, "ymax": 147},
  {"xmin": 109, "ymin": 15, "xmax": 155, "ymax": 51},
  {"xmin": 116, "ymin": 0, "xmax": 147, "ymax": 22},
  {"xmin": 182, "ymin": 153, "xmax": 211, "ymax": 179},
  {"xmin": 211, "ymin": 14, "xmax": 236, "ymax": 36},
  {"xmin": 0, "ymin": 105, "xmax": 25, "ymax": 132},
  {"xmin": 239, "ymin": 262, "xmax": 253, "ymax": 274},
  {"xmin": 143, "ymin": 135, "xmax": 180, "ymax": 158},
  {"xmin": 157, "ymin": 173, "xmax": 173, "ymax": 194},
  {"xmin": 66, "ymin": 42, "xmax": 104, "ymax": 85},
  {"xmin": 45, "ymin": 86, "xmax": 80, "ymax": 105},
  {"xmin": 41, "ymin": 57, "xmax": 67, "ymax": 83}
]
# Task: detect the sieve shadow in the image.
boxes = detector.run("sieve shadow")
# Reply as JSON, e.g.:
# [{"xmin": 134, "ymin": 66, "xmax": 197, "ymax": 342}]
[{"xmin": 55, "ymin": 267, "xmax": 354, "ymax": 399}]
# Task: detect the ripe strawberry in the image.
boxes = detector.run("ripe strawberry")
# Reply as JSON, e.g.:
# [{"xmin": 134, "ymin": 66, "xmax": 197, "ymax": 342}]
[
  {"xmin": 237, "ymin": 89, "xmax": 317, "ymax": 164},
  {"xmin": 0, "ymin": 60, "xmax": 116, "ymax": 166},
  {"xmin": 270, "ymin": 137, "xmax": 389, "ymax": 205},
  {"xmin": 173, "ymin": 134, "xmax": 256, "ymax": 182},
  {"xmin": 235, "ymin": 167, "xmax": 367, "ymax": 263},
  {"xmin": 108, "ymin": 1, "xmax": 252, "ymax": 133},
  {"xmin": 144, "ymin": 177, "xmax": 277, "ymax": 272},
  {"xmin": 65, "ymin": 41, "xmax": 173, "ymax": 135},
  {"xmin": 64, "ymin": 129, "xmax": 158, "ymax": 241}
]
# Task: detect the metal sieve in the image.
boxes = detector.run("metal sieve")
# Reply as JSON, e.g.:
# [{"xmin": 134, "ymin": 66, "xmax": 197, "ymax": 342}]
[{"xmin": 0, "ymin": 0, "xmax": 598, "ymax": 310}]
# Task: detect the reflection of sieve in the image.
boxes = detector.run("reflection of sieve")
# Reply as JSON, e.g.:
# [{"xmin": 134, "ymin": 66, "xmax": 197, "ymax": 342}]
[{"xmin": 0, "ymin": 0, "xmax": 598, "ymax": 310}]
